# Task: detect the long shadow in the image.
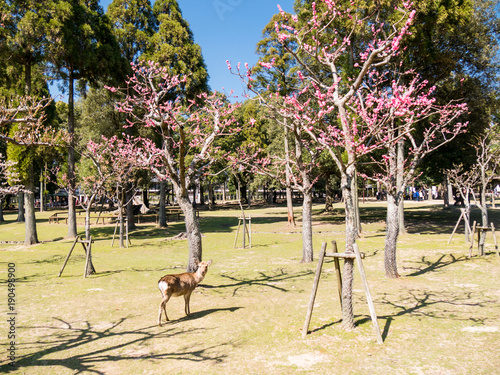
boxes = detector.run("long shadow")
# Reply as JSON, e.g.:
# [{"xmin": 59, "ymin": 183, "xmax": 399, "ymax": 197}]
[
  {"xmin": 404, "ymin": 253, "xmax": 470, "ymax": 277},
  {"xmin": 169, "ymin": 307, "xmax": 244, "ymax": 323},
  {"xmin": 1, "ymin": 317, "xmax": 228, "ymax": 374},
  {"xmin": 309, "ymin": 286, "xmax": 496, "ymax": 340},
  {"xmin": 207, "ymin": 270, "xmax": 314, "ymax": 296}
]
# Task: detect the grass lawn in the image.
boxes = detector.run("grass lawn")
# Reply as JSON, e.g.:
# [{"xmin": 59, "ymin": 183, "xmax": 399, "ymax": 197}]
[{"xmin": 0, "ymin": 200, "xmax": 499, "ymax": 374}]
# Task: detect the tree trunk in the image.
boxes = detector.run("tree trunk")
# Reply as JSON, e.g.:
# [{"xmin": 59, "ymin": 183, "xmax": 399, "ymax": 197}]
[
  {"xmin": 177, "ymin": 193, "xmax": 202, "ymax": 273},
  {"xmin": 67, "ymin": 73, "xmax": 77, "ymax": 239},
  {"xmin": 0, "ymin": 197, "xmax": 4, "ymax": 222},
  {"xmin": 158, "ymin": 180, "xmax": 167, "ymax": 227},
  {"xmin": 24, "ymin": 173, "xmax": 39, "ymax": 246},
  {"xmin": 83, "ymin": 204, "xmax": 96, "ymax": 275},
  {"xmin": 126, "ymin": 187, "xmax": 136, "ymax": 230},
  {"xmin": 199, "ymin": 183, "xmax": 205, "ymax": 206},
  {"xmin": 208, "ymin": 180, "xmax": 215, "ymax": 210},
  {"xmin": 397, "ymin": 139, "xmax": 406, "ymax": 234},
  {"xmin": 340, "ymin": 166, "xmax": 357, "ymax": 330},
  {"xmin": 479, "ymin": 180, "xmax": 489, "ymax": 256},
  {"xmin": 301, "ymin": 189, "xmax": 313, "ymax": 263},
  {"xmin": 39, "ymin": 170, "xmax": 44, "ymax": 213},
  {"xmin": 284, "ymin": 118, "xmax": 296, "ymax": 226},
  {"xmin": 287, "ymin": 186, "xmax": 296, "ymax": 227},
  {"xmin": 352, "ymin": 168, "xmax": 361, "ymax": 236},
  {"xmin": 384, "ymin": 193, "xmax": 400, "ymax": 278},
  {"xmin": 17, "ymin": 192, "xmax": 24, "ymax": 222},
  {"xmin": 325, "ymin": 175, "xmax": 334, "ymax": 212}
]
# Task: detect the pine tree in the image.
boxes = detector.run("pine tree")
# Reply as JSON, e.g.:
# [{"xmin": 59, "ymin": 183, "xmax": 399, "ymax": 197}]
[
  {"xmin": 144, "ymin": 0, "xmax": 209, "ymax": 98},
  {"xmin": 107, "ymin": 0, "xmax": 156, "ymax": 64},
  {"xmin": 46, "ymin": 0, "xmax": 123, "ymax": 239}
]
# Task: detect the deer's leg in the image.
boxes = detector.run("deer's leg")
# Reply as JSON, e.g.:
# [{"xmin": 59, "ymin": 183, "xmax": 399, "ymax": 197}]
[
  {"xmin": 184, "ymin": 291, "xmax": 192, "ymax": 316},
  {"xmin": 158, "ymin": 293, "xmax": 171, "ymax": 326}
]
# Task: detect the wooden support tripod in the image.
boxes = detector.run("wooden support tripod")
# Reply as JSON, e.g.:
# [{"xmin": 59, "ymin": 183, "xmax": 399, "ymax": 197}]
[
  {"xmin": 302, "ymin": 241, "xmax": 383, "ymax": 344},
  {"xmin": 58, "ymin": 236, "xmax": 95, "ymax": 278}
]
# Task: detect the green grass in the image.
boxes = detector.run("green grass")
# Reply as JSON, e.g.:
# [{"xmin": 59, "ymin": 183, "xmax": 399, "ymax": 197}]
[{"xmin": 0, "ymin": 200, "xmax": 499, "ymax": 374}]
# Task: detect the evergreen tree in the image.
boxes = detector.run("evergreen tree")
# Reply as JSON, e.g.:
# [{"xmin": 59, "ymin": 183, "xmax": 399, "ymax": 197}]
[
  {"xmin": 45, "ymin": 0, "xmax": 124, "ymax": 239},
  {"xmin": 1, "ymin": 0, "xmax": 54, "ymax": 244},
  {"xmin": 107, "ymin": 0, "xmax": 156, "ymax": 64},
  {"xmin": 140, "ymin": 0, "xmax": 209, "ymax": 227},
  {"xmin": 144, "ymin": 0, "xmax": 209, "ymax": 97}
]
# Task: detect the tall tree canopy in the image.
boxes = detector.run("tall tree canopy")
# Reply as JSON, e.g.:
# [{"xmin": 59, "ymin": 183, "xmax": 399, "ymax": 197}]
[{"xmin": 143, "ymin": 0, "xmax": 209, "ymax": 97}]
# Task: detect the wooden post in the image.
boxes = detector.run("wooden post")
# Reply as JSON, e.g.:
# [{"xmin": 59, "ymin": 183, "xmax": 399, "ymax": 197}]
[
  {"xmin": 302, "ymin": 242, "xmax": 327, "ymax": 339},
  {"xmin": 58, "ymin": 236, "xmax": 80, "ymax": 277},
  {"xmin": 354, "ymin": 244, "xmax": 383, "ymax": 344},
  {"xmin": 448, "ymin": 209, "xmax": 465, "ymax": 244},
  {"xmin": 331, "ymin": 241, "xmax": 343, "ymax": 310},
  {"xmin": 242, "ymin": 216, "xmax": 246, "ymax": 249},
  {"xmin": 233, "ymin": 218, "xmax": 241, "ymax": 248},
  {"xmin": 111, "ymin": 219, "xmax": 118, "ymax": 247}
]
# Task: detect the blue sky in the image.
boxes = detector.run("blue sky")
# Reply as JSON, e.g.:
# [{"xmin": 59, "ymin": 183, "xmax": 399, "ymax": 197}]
[{"xmin": 103, "ymin": 0, "xmax": 295, "ymax": 98}]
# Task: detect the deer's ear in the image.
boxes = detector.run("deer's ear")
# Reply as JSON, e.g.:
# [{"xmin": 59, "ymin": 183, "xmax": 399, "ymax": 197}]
[{"xmin": 206, "ymin": 259, "xmax": 213, "ymax": 266}]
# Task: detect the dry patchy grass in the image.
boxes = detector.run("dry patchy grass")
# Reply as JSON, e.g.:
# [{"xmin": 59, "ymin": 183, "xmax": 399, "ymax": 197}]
[{"xmin": 0, "ymin": 201, "xmax": 499, "ymax": 374}]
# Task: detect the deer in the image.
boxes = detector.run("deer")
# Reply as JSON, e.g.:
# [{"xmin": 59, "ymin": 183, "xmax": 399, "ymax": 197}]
[{"xmin": 157, "ymin": 259, "xmax": 212, "ymax": 326}]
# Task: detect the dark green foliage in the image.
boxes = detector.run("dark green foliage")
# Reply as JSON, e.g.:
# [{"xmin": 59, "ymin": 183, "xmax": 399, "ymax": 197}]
[
  {"xmin": 143, "ymin": 0, "xmax": 209, "ymax": 98},
  {"xmin": 107, "ymin": 0, "xmax": 156, "ymax": 65}
]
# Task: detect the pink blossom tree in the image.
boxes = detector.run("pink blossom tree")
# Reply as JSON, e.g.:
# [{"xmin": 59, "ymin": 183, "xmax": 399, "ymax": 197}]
[
  {"xmin": 362, "ymin": 73, "xmax": 467, "ymax": 278},
  {"xmin": 109, "ymin": 61, "xmax": 239, "ymax": 272},
  {"xmin": 228, "ymin": 96, "xmax": 323, "ymax": 263},
  {"xmin": 0, "ymin": 96, "xmax": 63, "ymax": 245},
  {"xmin": 229, "ymin": 0, "xmax": 464, "ymax": 329},
  {"xmin": 63, "ymin": 135, "xmax": 149, "ymax": 275}
]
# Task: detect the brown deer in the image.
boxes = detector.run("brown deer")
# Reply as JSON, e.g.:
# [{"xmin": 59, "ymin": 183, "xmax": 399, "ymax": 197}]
[{"xmin": 157, "ymin": 259, "xmax": 212, "ymax": 326}]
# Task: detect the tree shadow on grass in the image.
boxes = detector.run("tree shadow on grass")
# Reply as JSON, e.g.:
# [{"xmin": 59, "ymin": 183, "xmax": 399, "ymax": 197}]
[
  {"xmin": 403, "ymin": 253, "xmax": 470, "ymax": 277},
  {"xmin": 1, "ymin": 317, "xmax": 228, "ymax": 374},
  {"xmin": 165, "ymin": 307, "xmax": 244, "ymax": 324},
  {"xmin": 308, "ymin": 285, "xmax": 497, "ymax": 341},
  {"xmin": 207, "ymin": 270, "xmax": 314, "ymax": 297}
]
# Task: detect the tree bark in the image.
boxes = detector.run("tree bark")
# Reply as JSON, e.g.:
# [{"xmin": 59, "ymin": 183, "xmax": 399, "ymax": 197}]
[
  {"xmin": 442, "ymin": 176, "xmax": 450, "ymax": 208},
  {"xmin": 0, "ymin": 197, "xmax": 4, "ymax": 222},
  {"xmin": 284, "ymin": 118, "xmax": 296, "ymax": 227},
  {"xmin": 158, "ymin": 179, "xmax": 167, "ymax": 227},
  {"xmin": 325, "ymin": 174, "xmax": 334, "ymax": 212},
  {"xmin": 177, "ymin": 193, "xmax": 202, "ymax": 273},
  {"xmin": 24, "ymin": 173, "xmax": 39, "ymax": 246},
  {"xmin": 341, "ymin": 165, "xmax": 357, "ymax": 330},
  {"xmin": 17, "ymin": 192, "xmax": 24, "ymax": 222},
  {"xmin": 397, "ymin": 139, "xmax": 406, "ymax": 234},
  {"xmin": 384, "ymin": 193, "xmax": 400, "ymax": 278},
  {"xmin": 199, "ymin": 182, "xmax": 205, "ymax": 206},
  {"xmin": 208, "ymin": 180, "xmax": 215, "ymax": 210},
  {"xmin": 126, "ymin": 186, "xmax": 136, "ymax": 230},
  {"xmin": 301, "ymin": 189, "xmax": 313, "ymax": 263}
]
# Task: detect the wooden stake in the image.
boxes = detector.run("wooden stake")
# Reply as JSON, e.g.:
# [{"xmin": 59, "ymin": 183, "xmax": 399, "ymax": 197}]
[
  {"xmin": 58, "ymin": 236, "xmax": 80, "ymax": 277},
  {"xmin": 331, "ymin": 241, "xmax": 343, "ymax": 311},
  {"xmin": 353, "ymin": 244, "xmax": 383, "ymax": 344},
  {"xmin": 233, "ymin": 218, "xmax": 241, "ymax": 248},
  {"xmin": 111, "ymin": 219, "xmax": 118, "ymax": 247},
  {"xmin": 448, "ymin": 209, "xmax": 465, "ymax": 244},
  {"xmin": 302, "ymin": 242, "xmax": 327, "ymax": 339}
]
